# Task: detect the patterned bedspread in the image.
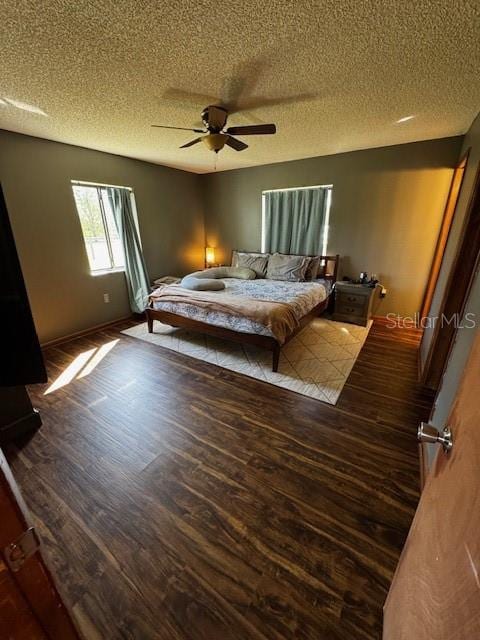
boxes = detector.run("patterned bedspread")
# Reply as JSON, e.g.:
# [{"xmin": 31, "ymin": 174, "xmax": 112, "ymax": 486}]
[{"xmin": 152, "ymin": 278, "xmax": 329, "ymax": 339}]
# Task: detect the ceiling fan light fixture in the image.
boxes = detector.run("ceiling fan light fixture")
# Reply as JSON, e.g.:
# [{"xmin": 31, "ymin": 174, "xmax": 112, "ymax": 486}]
[
  {"xmin": 202, "ymin": 133, "xmax": 228, "ymax": 153},
  {"xmin": 152, "ymin": 104, "xmax": 276, "ymax": 154}
]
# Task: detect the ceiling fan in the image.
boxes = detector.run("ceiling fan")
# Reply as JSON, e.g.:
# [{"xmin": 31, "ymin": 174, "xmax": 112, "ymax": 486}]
[{"xmin": 152, "ymin": 105, "xmax": 276, "ymax": 153}]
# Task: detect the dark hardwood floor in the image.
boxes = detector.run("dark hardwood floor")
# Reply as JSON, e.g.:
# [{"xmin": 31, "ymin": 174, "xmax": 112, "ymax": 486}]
[{"xmin": 5, "ymin": 319, "xmax": 434, "ymax": 639}]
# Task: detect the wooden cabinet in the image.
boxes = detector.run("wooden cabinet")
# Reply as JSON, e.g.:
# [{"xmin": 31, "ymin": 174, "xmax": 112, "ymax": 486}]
[
  {"xmin": 0, "ymin": 387, "xmax": 42, "ymax": 446},
  {"xmin": 333, "ymin": 282, "xmax": 379, "ymax": 326}
]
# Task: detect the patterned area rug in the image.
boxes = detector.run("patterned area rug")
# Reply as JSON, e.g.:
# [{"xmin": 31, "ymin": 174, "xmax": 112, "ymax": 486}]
[{"xmin": 122, "ymin": 318, "xmax": 372, "ymax": 405}]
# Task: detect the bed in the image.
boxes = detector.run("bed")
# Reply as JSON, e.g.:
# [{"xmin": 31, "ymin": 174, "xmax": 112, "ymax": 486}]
[{"xmin": 145, "ymin": 254, "xmax": 339, "ymax": 371}]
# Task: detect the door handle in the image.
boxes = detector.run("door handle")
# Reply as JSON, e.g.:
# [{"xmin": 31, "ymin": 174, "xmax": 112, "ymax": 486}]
[{"xmin": 418, "ymin": 422, "xmax": 453, "ymax": 453}]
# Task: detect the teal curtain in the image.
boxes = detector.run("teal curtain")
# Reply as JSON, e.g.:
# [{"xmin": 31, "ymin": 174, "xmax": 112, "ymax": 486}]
[
  {"xmin": 108, "ymin": 188, "xmax": 150, "ymax": 313},
  {"xmin": 264, "ymin": 188, "xmax": 329, "ymax": 254}
]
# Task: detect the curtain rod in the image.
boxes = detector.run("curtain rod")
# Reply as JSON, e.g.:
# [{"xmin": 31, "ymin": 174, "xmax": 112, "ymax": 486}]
[
  {"xmin": 71, "ymin": 180, "xmax": 133, "ymax": 191},
  {"xmin": 262, "ymin": 184, "xmax": 333, "ymax": 194}
]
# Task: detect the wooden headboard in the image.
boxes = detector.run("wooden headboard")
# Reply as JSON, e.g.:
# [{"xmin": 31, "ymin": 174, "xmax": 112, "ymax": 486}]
[{"xmin": 318, "ymin": 254, "xmax": 340, "ymax": 283}]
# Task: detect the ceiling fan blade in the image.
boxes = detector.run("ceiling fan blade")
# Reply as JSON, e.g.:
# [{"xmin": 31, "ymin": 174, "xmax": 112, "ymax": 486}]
[
  {"xmin": 225, "ymin": 136, "xmax": 248, "ymax": 151},
  {"xmin": 152, "ymin": 124, "xmax": 205, "ymax": 133},
  {"xmin": 225, "ymin": 124, "xmax": 276, "ymax": 135},
  {"xmin": 180, "ymin": 137, "xmax": 203, "ymax": 148},
  {"xmin": 207, "ymin": 105, "xmax": 228, "ymax": 131}
]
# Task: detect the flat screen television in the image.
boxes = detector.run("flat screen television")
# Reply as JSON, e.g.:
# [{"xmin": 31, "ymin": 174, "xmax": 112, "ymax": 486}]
[{"xmin": 0, "ymin": 183, "xmax": 47, "ymax": 386}]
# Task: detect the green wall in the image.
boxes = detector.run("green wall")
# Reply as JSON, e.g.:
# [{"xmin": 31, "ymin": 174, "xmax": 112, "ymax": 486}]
[
  {"xmin": 203, "ymin": 137, "xmax": 463, "ymax": 317},
  {"xmin": 0, "ymin": 130, "xmax": 465, "ymax": 344},
  {"xmin": 0, "ymin": 130, "xmax": 204, "ymax": 343}
]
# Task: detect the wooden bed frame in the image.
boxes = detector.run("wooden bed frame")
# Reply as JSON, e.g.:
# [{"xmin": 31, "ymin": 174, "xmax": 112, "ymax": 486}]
[{"xmin": 146, "ymin": 254, "xmax": 339, "ymax": 372}]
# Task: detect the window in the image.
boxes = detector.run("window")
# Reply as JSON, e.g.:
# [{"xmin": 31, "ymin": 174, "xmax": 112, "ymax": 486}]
[
  {"xmin": 261, "ymin": 184, "xmax": 332, "ymax": 256},
  {"xmin": 72, "ymin": 183, "xmax": 131, "ymax": 273}
]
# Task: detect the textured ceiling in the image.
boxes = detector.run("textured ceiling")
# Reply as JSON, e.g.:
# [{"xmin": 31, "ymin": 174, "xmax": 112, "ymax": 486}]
[{"xmin": 1, "ymin": 1, "xmax": 479, "ymax": 173}]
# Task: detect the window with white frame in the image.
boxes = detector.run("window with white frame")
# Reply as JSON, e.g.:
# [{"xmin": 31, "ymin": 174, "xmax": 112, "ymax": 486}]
[{"xmin": 72, "ymin": 182, "xmax": 134, "ymax": 273}]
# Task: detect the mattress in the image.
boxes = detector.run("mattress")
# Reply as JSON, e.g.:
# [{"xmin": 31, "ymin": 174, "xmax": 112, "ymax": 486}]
[{"xmin": 151, "ymin": 278, "xmax": 329, "ymax": 340}]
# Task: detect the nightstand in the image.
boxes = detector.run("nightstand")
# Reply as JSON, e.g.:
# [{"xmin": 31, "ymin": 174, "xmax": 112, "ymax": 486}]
[
  {"xmin": 333, "ymin": 282, "xmax": 379, "ymax": 326},
  {"xmin": 151, "ymin": 276, "xmax": 181, "ymax": 291}
]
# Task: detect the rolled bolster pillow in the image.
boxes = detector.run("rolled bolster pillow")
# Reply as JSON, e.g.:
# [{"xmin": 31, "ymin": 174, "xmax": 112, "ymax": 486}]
[
  {"xmin": 181, "ymin": 266, "xmax": 256, "ymax": 290},
  {"xmin": 181, "ymin": 276, "xmax": 225, "ymax": 291}
]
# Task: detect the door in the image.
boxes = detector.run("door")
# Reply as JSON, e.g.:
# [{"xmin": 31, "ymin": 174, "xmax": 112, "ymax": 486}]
[
  {"xmin": 383, "ymin": 330, "xmax": 480, "ymax": 638},
  {"xmin": 0, "ymin": 449, "xmax": 81, "ymax": 639},
  {"xmin": 421, "ymin": 162, "xmax": 480, "ymax": 389},
  {"xmin": 419, "ymin": 151, "xmax": 468, "ymax": 321}
]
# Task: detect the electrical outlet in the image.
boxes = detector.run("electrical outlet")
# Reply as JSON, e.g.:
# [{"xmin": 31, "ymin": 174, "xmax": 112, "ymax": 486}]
[{"xmin": 103, "ymin": 293, "xmax": 110, "ymax": 303}]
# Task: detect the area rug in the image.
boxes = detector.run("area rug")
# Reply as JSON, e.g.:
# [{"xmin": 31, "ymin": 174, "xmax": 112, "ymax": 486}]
[{"xmin": 121, "ymin": 318, "xmax": 372, "ymax": 405}]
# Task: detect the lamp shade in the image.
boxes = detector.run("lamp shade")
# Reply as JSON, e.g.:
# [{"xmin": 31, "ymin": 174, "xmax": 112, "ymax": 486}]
[
  {"xmin": 205, "ymin": 246, "xmax": 216, "ymax": 265},
  {"xmin": 202, "ymin": 134, "xmax": 228, "ymax": 152}
]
